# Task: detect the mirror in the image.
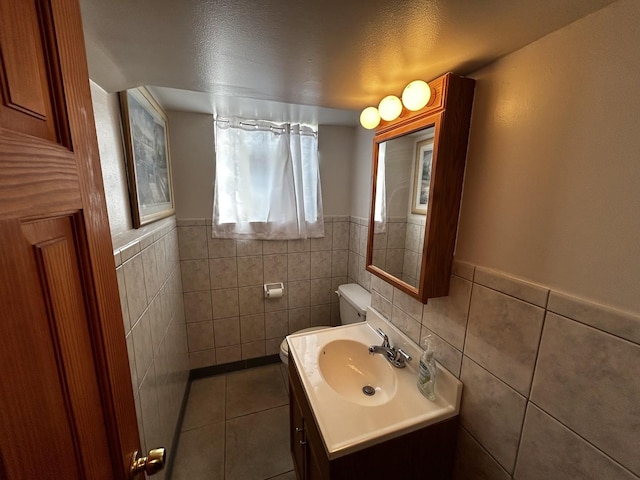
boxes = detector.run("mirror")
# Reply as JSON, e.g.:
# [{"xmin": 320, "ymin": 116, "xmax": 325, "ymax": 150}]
[
  {"xmin": 366, "ymin": 73, "xmax": 475, "ymax": 303},
  {"xmin": 370, "ymin": 125, "xmax": 435, "ymax": 288}
]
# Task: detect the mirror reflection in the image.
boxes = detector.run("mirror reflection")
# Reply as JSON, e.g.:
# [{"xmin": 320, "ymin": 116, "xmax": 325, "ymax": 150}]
[{"xmin": 371, "ymin": 125, "xmax": 435, "ymax": 288}]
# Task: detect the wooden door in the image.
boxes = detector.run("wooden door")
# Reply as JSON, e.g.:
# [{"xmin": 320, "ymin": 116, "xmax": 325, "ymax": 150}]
[{"xmin": 0, "ymin": 0, "xmax": 140, "ymax": 479}]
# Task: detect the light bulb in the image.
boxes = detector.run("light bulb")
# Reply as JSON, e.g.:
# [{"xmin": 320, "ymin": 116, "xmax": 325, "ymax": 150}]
[
  {"xmin": 359, "ymin": 107, "xmax": 381, "ymax": 129},
  {"xmin": 402, "ymin": 80, "xmax": 431, "ymax": 111},
  {"xmin": 378, "ymin": 95, "xmax": 403, "ymax": 121}
]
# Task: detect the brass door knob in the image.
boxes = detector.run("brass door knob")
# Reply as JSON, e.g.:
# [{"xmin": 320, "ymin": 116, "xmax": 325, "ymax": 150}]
[{"xmin": 130, "ymin": 448, "xmax": 166, "ymax": 477}]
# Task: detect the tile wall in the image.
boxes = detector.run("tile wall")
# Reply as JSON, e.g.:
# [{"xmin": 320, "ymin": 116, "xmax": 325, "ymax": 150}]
[
  {"xmin": 114, "ymin": 218, "xmax": 189, "ymax": 478},
  {"xmin": 370, "ymin": 261, "xmax": 640, "ymax": 479},
  {"xmin": 347, "ymin": 216, "xmax": 372, "ymax": 291},
  {"xmin": 401, "ymin": 216, "xmax": 425, "ymax": 286},
  {"xmin": 370, "ymin": 216, "xmax": 426, "ymax": 287},
  {"xmin": 177, "ymin": 216, "xmax": 352, "ymax": 369}
]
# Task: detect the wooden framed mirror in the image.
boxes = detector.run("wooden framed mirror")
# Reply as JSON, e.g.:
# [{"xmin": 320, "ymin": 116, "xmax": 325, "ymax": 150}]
[{"xmin": 366, "ymin": 73, "xmax": 475, "ymax": 303}]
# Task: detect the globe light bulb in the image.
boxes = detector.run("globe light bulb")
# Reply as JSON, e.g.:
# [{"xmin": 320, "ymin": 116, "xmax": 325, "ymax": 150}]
[
  {"xmin": 402, "ymin": 80, "xmax": 432, "ymax": 111},
  {"xmin": 378, "ymin": 95, "xmax": 403, "ymax": 121},
  {"xmin": 359, "ymin": 107, "xmax": 381, "ymax": 129}
]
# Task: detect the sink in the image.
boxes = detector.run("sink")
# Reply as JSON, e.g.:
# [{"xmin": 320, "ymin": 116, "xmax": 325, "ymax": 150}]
[
  {"xmin": 318, "ymin": 339, "xmax": 397, "ymax": 406},
  {"xmin": 286, "ymin": 307, "xmax": 463, "ymax": 459}
]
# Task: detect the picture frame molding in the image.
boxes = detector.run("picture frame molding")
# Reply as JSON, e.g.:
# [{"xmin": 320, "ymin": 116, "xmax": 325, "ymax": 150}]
[
  {"xmin": 411, "ymin": 137, "xmax": 434, "ymax": 215},
  {"xmin": 119, "ymin": 86, "xmax": 175, "ymax": 228}
]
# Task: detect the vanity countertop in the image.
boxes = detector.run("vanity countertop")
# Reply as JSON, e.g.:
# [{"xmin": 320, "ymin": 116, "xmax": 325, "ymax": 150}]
[{"xmin": 286, "ymin": 307, "xmax": 463, "ymax": 459}]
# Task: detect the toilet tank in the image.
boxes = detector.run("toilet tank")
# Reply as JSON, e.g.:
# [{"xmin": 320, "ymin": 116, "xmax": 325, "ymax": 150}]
[{"xmin": 337, "ymin": 283, "xmax": 371, "ymax": 324}]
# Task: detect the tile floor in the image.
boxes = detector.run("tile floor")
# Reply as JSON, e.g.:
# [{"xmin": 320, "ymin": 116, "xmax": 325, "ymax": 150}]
[{"xmin": 171, "ymin": 363, "xmax": 295, "ymax": 480}]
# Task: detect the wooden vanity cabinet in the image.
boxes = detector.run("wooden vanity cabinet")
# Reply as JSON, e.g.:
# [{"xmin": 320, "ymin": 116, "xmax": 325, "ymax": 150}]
[{"xmin": 289, "ymin": 356, "xmax": 458, "ymax": 480}]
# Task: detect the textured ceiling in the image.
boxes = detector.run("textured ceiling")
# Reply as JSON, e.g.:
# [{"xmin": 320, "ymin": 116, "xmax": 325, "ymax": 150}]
[{"xmin": 81, "ymin": 0, "xmax": 618, "ymax": 120}]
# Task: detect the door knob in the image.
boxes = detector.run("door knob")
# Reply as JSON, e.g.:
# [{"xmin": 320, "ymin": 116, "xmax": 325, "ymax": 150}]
[{"xmin": 130, "ymin": 448, "xmax": 166, "ymax": 477}]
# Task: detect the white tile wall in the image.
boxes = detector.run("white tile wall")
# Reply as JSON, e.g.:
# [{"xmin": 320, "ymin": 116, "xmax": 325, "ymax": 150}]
[
  {"xmin": 515, "ymin": 404, "xmax": 638, "ymax": 480},
  {"xmin": 371, "ymin": 258, "xmax": 640, "ymax": 479},
  {"xmin": 178, "ymin": 216, "xmax": 350, "ymax": 368},
  {"xmin": 368, "ymin": 215, "xmax": 425, "ymax": 287},
  {"xmin": 178, "ymin": 212, "xmax": 640, "ymax": 478},
  {"xmin": 114, "ymin": 219, "xmax": 189, "ymax": 479}
]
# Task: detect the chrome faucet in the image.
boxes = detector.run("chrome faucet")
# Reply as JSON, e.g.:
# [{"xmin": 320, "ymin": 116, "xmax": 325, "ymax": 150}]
[{"xmin": 368, "ymin": 328, "xmax": 412, "ymax": 368}]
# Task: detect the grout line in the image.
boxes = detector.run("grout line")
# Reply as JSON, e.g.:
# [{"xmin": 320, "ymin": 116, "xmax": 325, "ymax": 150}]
[
  {"xmin": 460, "ymin": 355, "xmax": 526, "ymax": 399},
  {"xmin": 459, "ymin": 425, "xmax": 511, "ymax": 476},
  {"xmin": 472, "ymin": 280, "xmax": 547, "ymax": 309},
  {"xmin": 460, "ymin": 281, "xmax": 475, "ymax": 358},
  {"xmin": 222, "ymin": 373, "xmax": 227, "ymax": 479},
  {"xmin": 509, "ymin": 308, "xmax": 547, "ymax": 466},
  {"xmin": 225, "ymin": 401, "xmax": 290, "ymax": 422},
  {"xmin": 511, "ymin": 401, "xmax": 532, "ymax": 475},
  {"xmin": 264, "ymin": 471, "xmax": 295, "ymax": 480},
  {"xmin": 549, "ymin": 310, "xmax": 640, "ymax": 347},
  {"xmin": 526, "ymin": 399, "xmax": 640, "ymax": 478}
]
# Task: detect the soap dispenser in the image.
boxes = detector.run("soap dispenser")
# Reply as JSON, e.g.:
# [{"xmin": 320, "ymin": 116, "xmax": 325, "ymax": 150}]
[{"xmin": 417, "ymin": 335, "xmax": 437, "ymax": 401}]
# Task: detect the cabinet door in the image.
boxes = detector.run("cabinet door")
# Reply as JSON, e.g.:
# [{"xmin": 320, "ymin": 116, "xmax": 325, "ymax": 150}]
[
  {"xmin": 290, "ymin": 384, "xmax": 306, "ymax": 479},
  {"xmin": 306, "ymin": 443, "xmax": 324, "ymax": 480}
]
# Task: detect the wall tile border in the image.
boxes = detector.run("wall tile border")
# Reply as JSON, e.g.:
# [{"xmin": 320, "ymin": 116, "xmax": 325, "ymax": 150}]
[
  {"xmin": 548, "ymin": 291, "xmax": 640, "ymax": 345},
  {"xmin": 474, "ymin": 266, "xmax": 549, "ymax": 307},
  {"xmin": 375, "ymin": 258, "xmax": 640, "ymax": 479}
]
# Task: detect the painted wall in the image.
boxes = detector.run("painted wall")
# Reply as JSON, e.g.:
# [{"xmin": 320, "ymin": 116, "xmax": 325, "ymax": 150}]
[
  {"xmin": 365, "ymin": 1, "xmax": 640, "ymax": 478},
  {"xmin": 384, "ymin": 134, "xmax": 413, "ymax": 217},
  {"xmin": 349, "ymin": 127, "xmax": 374, "ymax": 218},
  {"xmin": 168, "ymin": 113, "xmax": 357, "ymax": 219},
  {"xmin": 168, "ymin": 111, "xmax": 215, "ymax": 219},
  {"xmin": 318, "ymin": 125, "xmax": 356, "ymax": 216},
  {"xmin": 90, "ymin": 82, "xmax": 189, "ymax": 476},
  {"xmin": 90, "ymin": 2, "xmax": 640, "ymax": 477},
  {"xmin": 456, "ymin": 0, "xmax": 640, "ymax": 314},
  {"xmin": 352, "ymin": 0, "xmax": 640, "ymax": 315},
  {"xmin": 91, "ymin": 82, "xmax": 132, "ymax": 235},
  {"xmin": 167, "ymin": 116, "xmax": 358, "ymax": 367}
]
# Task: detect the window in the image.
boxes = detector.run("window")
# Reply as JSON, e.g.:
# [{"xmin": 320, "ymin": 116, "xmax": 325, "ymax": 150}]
[{"xmin": 212, "ymin": 118, "xmax": 324, "ymax": 239}]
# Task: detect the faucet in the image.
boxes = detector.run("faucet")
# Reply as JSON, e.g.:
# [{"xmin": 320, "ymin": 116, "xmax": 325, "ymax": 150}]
[{"xmin": 368, "ymin": 328, "xmax": 412, "ymax": 368}]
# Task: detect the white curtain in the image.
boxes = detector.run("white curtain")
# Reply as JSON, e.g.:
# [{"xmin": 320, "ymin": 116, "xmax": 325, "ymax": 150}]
[
  {"xmin": 212, "ymin": 118, "xmax": 324, "ymax": 239},
  {"xmin": 374, "ymin": 142, "xmax": 386, "ymax": 233}
]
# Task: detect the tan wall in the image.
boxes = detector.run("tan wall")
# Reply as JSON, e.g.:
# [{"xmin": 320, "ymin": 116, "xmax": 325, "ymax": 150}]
[
  {"xmin": 368, "ymin": 1, "xmax": 640, "ymax": 477},
  {"xmin": 350, "ymin": 127, "xmax": 375, "ymax": 218},
  {"xmin": 168, "ymin": 112, "xmax": 357, "ymax": 219},
  {"xmin": 318, "ymin": 125, "xmax": 356, "ymax": 216},
  {"xmin": 90, "ymin": 83, "xmax": 190, "ymax": 477},
  {"xmin": 457, "ymin": 0, "xmax": 640, "ymax": 314},
  {"xmin": 91, "ymin": 81, "xmax": 132, "ymax": 235},
  {"xmin": 168, "ymin": 111, "xmax": 216, "ymax": 219}
]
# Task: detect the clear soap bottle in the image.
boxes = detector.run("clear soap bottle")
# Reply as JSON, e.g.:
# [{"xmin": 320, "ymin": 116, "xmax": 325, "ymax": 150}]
[{"xmin": 417, "ymin": 336, "xmax": 437, "ymax": 401}]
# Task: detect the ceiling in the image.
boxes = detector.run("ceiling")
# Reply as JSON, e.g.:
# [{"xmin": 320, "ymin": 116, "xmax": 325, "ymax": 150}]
[{"xmin": 80, "ymin": 0, "xmax": 618, "ymax": 124}]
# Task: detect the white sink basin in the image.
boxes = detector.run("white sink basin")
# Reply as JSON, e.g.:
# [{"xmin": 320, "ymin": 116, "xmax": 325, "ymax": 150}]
[
  {"xmin": 286, "ymin": 306, "xmax": 463, "ymax": 459},
  {"xmin": 318, "ymin": 339, "xmax": 397, "ymax": 406}
]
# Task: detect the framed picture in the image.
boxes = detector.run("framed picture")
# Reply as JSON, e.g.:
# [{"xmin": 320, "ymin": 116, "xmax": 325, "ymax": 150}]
[
  {"xmin": 119, "ymin": 87, "xmax": 174, "ymax": 227},
  {"xmin": 411, "ymin": 138, "xmax": 434, "ymax": 215}
]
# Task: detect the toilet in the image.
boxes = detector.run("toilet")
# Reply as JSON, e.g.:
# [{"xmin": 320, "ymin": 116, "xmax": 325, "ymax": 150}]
[{"xmin": 279, "ymin": 283, "xmax": 371, "ymax": 365}]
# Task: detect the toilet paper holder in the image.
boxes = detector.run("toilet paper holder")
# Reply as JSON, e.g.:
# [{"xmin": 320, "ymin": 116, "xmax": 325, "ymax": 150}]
[{"xmin": 264, "ymin": 282, "xmax": 285, "ymax": 299}]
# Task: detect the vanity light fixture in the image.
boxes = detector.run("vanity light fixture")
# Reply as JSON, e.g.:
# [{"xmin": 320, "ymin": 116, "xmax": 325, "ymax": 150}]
[
  {"xmin": 402, "ymin": 80, "xmax": 431, "ymax": 111},
  {"xmin": 359, "ymin": 106, "xmax": 381, "ymax": 129},
  {"xmin": 360, "ymin": 79, "xmax": 433, "ymax": 129},
  {"xmin": 378, "ymin": 95, "xmax": 403, "ymax": 121}
]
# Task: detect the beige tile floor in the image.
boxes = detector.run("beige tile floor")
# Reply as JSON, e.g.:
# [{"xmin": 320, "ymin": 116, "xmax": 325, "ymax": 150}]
[{"xmin": 171, "ymin": 363, "xmax": 296, "ymax": 480}]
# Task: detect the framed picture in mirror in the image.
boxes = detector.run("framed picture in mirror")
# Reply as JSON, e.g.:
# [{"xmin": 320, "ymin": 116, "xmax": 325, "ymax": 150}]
[{"xmin": 411, "ymin": 138, "xmax": 434, "ymax": 215}]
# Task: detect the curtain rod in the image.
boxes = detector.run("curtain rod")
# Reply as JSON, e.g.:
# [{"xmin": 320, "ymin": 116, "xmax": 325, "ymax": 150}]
[{"xmin": 214, "ymin": 117, "xmax": 318, "ymax": 135}]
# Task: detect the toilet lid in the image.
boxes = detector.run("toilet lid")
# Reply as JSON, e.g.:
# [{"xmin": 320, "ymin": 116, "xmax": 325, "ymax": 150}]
[{"xmin": 281, "ymin": 326, "xmax": 330, "ymax": 355}]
